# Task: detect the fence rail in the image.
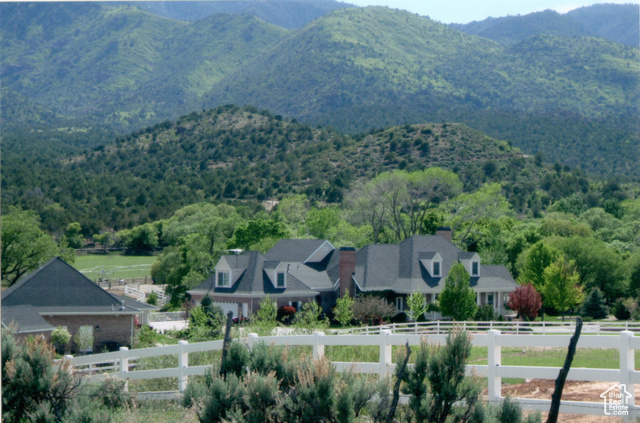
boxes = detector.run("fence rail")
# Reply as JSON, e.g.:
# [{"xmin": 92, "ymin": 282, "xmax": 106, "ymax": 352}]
[
  {"xmin": 335, "ymin": 320, "xmax": 640, "ymax": 336},
  {"xmin": 62, "ymin": 330, "xmax": 640, "ymax": 419}
]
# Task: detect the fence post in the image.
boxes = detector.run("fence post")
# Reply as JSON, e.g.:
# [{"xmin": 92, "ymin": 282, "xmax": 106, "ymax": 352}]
[
  {"xmin": 247, "ymin": 333, "xmax": 259, "ymax": 351},
  {"xmin": 379, "ymin": 330, "xmax": 392, "ymax": 377},
  {"xmin": 487, "ymin": 330, "xmax": 502, "ymax": 403},
  {"xmin": 119, "ymin": 347, "xmax": 129, "ymax": 392},
  {"xmin": 178, "ymin": 340, "xmax": 189, "ymax": 393},
  {"xmin": 313, "ymin": 331, "xmax": 325, "ymax": 360},
  {"xmin": 619, "ymin": 331, "xmax": 635, "ymax": 419}
]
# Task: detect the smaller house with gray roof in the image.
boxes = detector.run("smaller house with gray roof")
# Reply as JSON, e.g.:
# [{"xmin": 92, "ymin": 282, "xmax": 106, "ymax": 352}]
[{"xmin": 1, "ymin": 257, "xmax": 155, "ymax": 351}]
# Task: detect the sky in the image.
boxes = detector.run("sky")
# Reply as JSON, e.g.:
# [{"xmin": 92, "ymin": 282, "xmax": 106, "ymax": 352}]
[{"xmin": 345, "ymin": 0, "xmax": 639, "ymax": 24}]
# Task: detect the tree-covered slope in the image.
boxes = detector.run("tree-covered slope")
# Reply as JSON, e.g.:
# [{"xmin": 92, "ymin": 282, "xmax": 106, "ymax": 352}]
[
  {"xmin": 0, "ymin": 2, "xmax": 289, "ymax": 131},
  {"xmin": 451, "ymin": 3, "xmax": 640, "ymax": 47},
  {"xmin": 124, "ymin": 0, "xmax": 355, "ymax": 29},
  {"xmin": 450, "ymin": 10, "xmax": 593, "ymax": 45},
  {"xmin": 3, "ymin": 105, "xmax": 602, "ymax": 236},
  {"xmin": 204, "ymin": 7, "xmax": 639, "ymax": 177}
]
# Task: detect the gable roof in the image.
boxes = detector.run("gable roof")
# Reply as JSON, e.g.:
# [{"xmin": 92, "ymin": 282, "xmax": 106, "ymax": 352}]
[
  {"xmin": 354, "ymin": 235, "xmax": 516, "ymax": 295},
  {"xmin": 265, "ymin": 239, "xmax": 333, "ymax": 263},
  {"xmin": 1, "ymin": 257, "xmax": 139, "ymax": 314}
]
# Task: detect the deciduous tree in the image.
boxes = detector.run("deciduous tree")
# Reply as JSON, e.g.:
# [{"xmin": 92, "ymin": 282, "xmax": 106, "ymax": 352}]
[
  {"xmin": 507, "ymin": 283, "xmax": 542, "ymax": 321},
  {"xmin": 542, "ymin": 257, "xmax": 584, "ymax": 321},
  {"xmin": 1, "ymin": 208, "xmax": 61, "ymax": 286}
]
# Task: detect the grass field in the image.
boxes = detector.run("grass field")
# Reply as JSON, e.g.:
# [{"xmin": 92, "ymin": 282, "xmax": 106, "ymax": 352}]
[{"xmin": 73, "ymin": 253, "xmax": 157, "ymax": 281}]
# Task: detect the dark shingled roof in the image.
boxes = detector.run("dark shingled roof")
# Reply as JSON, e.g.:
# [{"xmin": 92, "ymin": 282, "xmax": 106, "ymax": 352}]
[
  {"xmin": 354, "ymin": 235, "xmax": 516, "ymax": 295},
  {"xmin": 1, "ymin": 305, "xmax": 55, "ymax": 334},
  {"xmin": 265, "ymin": 239, "xmax": 332, "ymax": 263},
  {"xmin": 1, "ymin": 257, "xmax": 139, "ymax": 314}
]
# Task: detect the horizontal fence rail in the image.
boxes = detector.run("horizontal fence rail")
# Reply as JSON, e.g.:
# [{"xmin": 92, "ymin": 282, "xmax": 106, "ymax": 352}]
[
  {"xmin": 334, "ymin": 320, "xmax": 640, "ymax": 336},
  {"xmin": 61, "ymin": 330, "xmax": 640, "ymax": 420}
]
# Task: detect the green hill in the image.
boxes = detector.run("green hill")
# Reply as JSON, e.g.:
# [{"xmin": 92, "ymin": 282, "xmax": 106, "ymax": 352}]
[
  {"xmin": 123, "ymin": 0, "xmax": 354, "ymax": 29},
  {"xmin": 0, "ymin": 2, "xmax": 288, "ymax": 131},
  {"xmin": 450, "ymin": 4, "xmax": 639, "ymax": 47},
  {"xmin": 2, "ymin": 105, "xmax": 596, "ymax": 234},
  {"xmin": 2, "ymin": 4, "xmax": 638, "ymax": 178}
]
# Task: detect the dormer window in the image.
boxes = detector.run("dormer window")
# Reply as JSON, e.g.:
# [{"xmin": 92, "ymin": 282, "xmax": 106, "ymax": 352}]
[
  {"xmin": 276, "ymin": 271, "xmax": 286, "ymax": 288},
  {"xmin": 217, "ymin": 271, "xmax": 230, "ymax": 287},
  {"xmin": 471, "ymin": 261, "xmax": 479, "ymax": 276},
  {"xmin": 433, "ymin": 261, "xmax": 442, "ymax": 277},
  {"xmin": 420, "ymin": 252, "xmax": 442, "ymax": 278}
]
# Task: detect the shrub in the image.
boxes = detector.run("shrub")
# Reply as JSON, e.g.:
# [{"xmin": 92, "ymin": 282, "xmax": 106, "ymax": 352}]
[
  {"xmin": 353, "ymin": 295, "xmax": 396, "ymax": 325},
  {"xmin": 89, "ymin": 376, "xmax": 134, "ymax": 409},
  {"xmin": 51, "ymin": 326, "xmax": 71, "ymax": 355},
  {"xmin": 474, "ymin": 304, "xmax": 497, "ymax": 321},
  {"xmin": 333, "ymin": 291, "xmax": 355, "ymax": 327},
  {"xmin": 2, "ymin": 332, "xmax": 80, "ymax": 422},
  {"xmin": 146, "ymin": 291, "xmax": 158, "ymax": 306},
  {"xmin": 277, "ymin": 305, "xmax": 296, "ymax": 324},
  {"xmin": 613, "ymin": 298, "xmax": 632, "ymax": 320}
]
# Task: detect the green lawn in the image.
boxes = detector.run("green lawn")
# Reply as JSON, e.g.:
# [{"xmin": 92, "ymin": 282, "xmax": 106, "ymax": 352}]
[{"xmin": 73, "ymin": 254, "xmax": 157, "ymax": 281}]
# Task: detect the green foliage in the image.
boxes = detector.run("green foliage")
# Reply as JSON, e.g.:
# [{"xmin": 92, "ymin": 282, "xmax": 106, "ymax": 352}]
[
  {"xmin": 64, "ymin": 222, "xmax": 84, "ymax": 249},
  {"xmin": 333, "ymin": 292, "xmax": 355, "ymax": 327},
  {"xmin": 51, "ymin": 327, "xmax": 71, "ymax": 354},
  {"xmin": 1, "ymin": 208, "xmax": 66, "ymax": 286},
  {"xmin": 406, "ymin": 291, "xmax": 427, "ymax": 322},
  {"xmin": 439, "ymin": 263, "xmax": 477, "ymax": 321},
  {"xmin": 146, "ymin": 290, "xmax": 158, "ymax": 306},
  {"xmin": 474, "ymin": 304, "xmax": 498, "ymax": 322},
  {"xmin": 191, "ymin": 342, "xmax": 379, "ymax": 423},
  {"xmin": 580, "ymin": 288, "xmax": 609, "ymax": 320},
  {"xmin": 229, "ymin": 219, "xmax": 290, "ymax": 252},
  {"xmin": 2, "ymin": 332, "xmax": 79, "ymax": 422},
  {"xmin": 401, "ymin": 331, "xmax": 489, "ymax": 423},
  {"xmin": 74, "ymin": 325, "xmax": 94, "ymax": 354},
  {"xmin": 117, "ymin": 223, "xmax": 159, "ymax": 254},
  {"xmin": 188, "ymin": 302, "xmax": 225, "ymax": 342},
  {"xmin": 88, "ymin": 376, "xmax": 134, "ymax": 409},
  {"xmin": 517, "ymin": 241, "xmax": 560, "ymax": 292},
  {"xmin": 293, "ymin": 301, "xmax": 329, "ymax": 330},
  {"xmin": 542, "ymin": 257, "xmax": 584, "ymax": 320}
]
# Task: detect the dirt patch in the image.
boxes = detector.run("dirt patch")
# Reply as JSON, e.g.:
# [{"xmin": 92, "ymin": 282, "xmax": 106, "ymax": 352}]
[{"xmin": 501, "ymin": 380, "xmax": 636, "ymax": 422}]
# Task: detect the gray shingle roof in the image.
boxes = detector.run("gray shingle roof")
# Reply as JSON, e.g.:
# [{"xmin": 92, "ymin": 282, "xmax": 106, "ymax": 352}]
[
  {"xmin": 1, "ymin": 257, "xmax": 140, "ymax": 314},
  {"xmin": 355, "ymin": 235, "xmax": 516, "ymax": 295},
  {"xmin": 1, "ymin": 305, "xmax": 55, "ymax": 334},
  {"xmin": 265, "ymin": 239, "xmax": 332, "ymax": 263}
]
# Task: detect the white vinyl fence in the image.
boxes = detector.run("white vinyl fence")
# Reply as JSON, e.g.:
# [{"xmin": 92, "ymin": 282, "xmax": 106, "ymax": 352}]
[{"xmin": 61, "ymin": 329, "xmax": 640, "ymax": 419}]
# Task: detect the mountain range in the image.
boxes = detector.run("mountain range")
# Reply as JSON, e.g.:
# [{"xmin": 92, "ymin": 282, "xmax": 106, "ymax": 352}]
[
  {"xmin": 1, "ymin": 2, "xmax": 639, "ymax": 179},
  {"xmin": 451, "ymin": 3, "xmax": 639, "ymax": 47}
]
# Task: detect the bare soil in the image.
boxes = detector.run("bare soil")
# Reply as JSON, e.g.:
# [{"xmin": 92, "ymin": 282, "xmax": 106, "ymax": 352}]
[{"xmin": 501, "ymin": 380, "xmax": 637, "ymax": 422}]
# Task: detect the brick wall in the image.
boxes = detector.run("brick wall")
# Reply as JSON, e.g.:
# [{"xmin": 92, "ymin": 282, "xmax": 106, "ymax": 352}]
[{"xmin": 43, "ymin": 314, "xmax": 134, "ymax": 352}]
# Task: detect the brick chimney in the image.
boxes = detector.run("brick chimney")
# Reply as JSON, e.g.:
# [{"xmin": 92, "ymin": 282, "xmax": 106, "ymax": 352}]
[
  {"xmin": 338, "ymin": 247, "xmax": 356, "ymax": 297},
  {"xmin": 436, "ymin": 227, "xmax": 452, "ymax": 243}
]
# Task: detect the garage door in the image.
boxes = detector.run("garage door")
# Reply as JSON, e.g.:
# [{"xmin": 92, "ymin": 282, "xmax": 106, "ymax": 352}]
[{"xmin": 215, "ymin": 302, "xmax": 238, "ymax": 318}]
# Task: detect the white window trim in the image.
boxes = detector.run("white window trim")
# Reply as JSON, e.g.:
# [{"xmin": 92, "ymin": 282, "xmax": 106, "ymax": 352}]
[
  {"xmin": 432, "ymin": 260, "xmax": 442, "ymax": 277},
  {"xmin": 471, "ymin": 261, "xmax": 480, "ymax": 276},
  {"xmin": 216, "ymin": 271, "xmax": 231, "ymax": 288},
  {"xmin": 276, "ymin": 271, "xmax": 286, "ymax": 289}
]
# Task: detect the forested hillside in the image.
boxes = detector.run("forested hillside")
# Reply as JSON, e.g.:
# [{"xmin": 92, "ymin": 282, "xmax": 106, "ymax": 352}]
[
  {"xmin": 1, "ymin": 3, "xmax": 638, "ymax": 179},
  {"xmin": 122, "ymin": 0, "xmax": 354, "ymax": 29},
  {"xmin": 1, "ymin": 105, "xmax": 620, "ymax": 237},
  {"xmin": 451, "ymin": 3, "xmax": 640, "ymax": 47}
]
